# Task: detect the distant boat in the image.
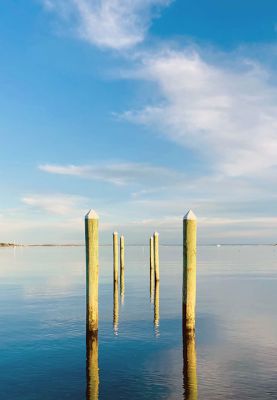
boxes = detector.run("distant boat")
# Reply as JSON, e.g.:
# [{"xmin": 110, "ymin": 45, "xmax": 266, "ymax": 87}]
[{"xmin": 216, "ymin": 244, "xmax": 221, "ymax": 247}]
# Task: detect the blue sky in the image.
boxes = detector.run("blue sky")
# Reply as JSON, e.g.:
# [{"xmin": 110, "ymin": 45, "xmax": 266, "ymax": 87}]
[{"xmin": 0, "ymin": 0, "xmax": 277, "ymax": 244}]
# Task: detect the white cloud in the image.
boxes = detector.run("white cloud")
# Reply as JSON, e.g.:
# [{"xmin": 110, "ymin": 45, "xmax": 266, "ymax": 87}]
[
  {"xmin": 39, "ymin": 162, "xmax": 185, "ymax": 187},
  {"xmin": 36, "ymin": 161, "xmax": 277, "ymax": 243},
  {"xmin": 22, "ymin": 194, "xmax": 88, "ymax": 215},
  {"xmin": 39, "ymin": 164, "xmax": 92, "ymax": 177},
  {"xmin": 42, "ymin": 0, "xmax": 170, "ymax": 49},
  {"xmin": 121, "ymin": 49, "xmax": 277, "ymax": 177}
]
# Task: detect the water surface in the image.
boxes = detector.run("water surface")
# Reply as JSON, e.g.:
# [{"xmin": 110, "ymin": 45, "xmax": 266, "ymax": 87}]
[{"xmin": 0, "ymin": 245, "xmax": 276, "ymax": 399}]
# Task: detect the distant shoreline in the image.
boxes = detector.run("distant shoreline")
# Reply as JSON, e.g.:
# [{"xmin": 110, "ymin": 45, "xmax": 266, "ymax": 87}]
[
  {"xmin": 0, "ymin": 243, "xmax": 84, "ymax": 248},
  {"xmin": 0, "ymin": 242, "xmax": 276, "ymax": 248}
]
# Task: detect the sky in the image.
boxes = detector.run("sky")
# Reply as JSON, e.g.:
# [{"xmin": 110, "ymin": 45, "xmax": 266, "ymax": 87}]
[{"xmin": 0, "ymin": 0, "xmax": 277, "ymax": 244}]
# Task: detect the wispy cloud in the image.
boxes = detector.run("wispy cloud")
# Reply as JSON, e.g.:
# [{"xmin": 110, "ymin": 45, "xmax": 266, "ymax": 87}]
[
  {"xmin": 121, "ymin": 48, "xmax": 277, "ymax": 177},
  {"xmin": 0, "ymin": 210, "xmax": 85, "ymax": 244},
  {"xmin": 39, "ymin": 162, "xmax": 185, "ymax": 187},
  {"xmin": 42, "ymin": 0, "xmax": 170, "ymax": 50},
  {"xmin": 22, "ymin": 194, "xmax": 88, "ymax": 215},
  {"xmin": 23, "ymin": 3, "xmax": 277, "ymax": 243}
]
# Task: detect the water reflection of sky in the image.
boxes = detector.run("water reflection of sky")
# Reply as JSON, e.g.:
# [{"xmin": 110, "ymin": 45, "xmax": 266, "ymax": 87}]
[{"xmin": 0, "ymin": 246, "xmax": 276, "ymax": 399}]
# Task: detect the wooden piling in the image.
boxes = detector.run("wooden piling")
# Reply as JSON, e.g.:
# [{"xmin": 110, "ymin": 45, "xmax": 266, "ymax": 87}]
[
  {"xmin": 153, "ymin": 232, "xmax": 160, "ymax": 282},
  {"xmin": 150, "ymin": 236, "xmax": 154, "ymax": 302},
  {"xmin": 183, "ymin": 210, "xmax": 197, "ymax": 333},
  {"xmin": 150, "ymin": 236, "xmax": 154, "ymax": 271},
  {"xmin": 85, "ymin": 210, "xmax": 99, "ymax": 333},
  {"xmin": 120, "ymin": 235, "xmax": 125, "ymax": 297},
  {"xmin": 86, "ymin": 332, "xmax": 99, "ymax": 400},
  {"xmin": 113, "ymin": 232, "xmax": 118, "ymax": 284}
]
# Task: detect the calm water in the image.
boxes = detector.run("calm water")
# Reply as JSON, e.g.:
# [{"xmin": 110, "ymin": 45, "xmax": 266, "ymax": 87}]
[{"xmin": 0, "ymin": 245, "xmax": 277, "ymax": 399}]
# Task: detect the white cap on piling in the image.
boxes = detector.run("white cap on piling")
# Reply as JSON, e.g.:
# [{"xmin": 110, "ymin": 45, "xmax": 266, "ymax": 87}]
[
  {"xmin": 154, "ymin": 231, "xmax": 159, "ymax": 236},
  {"xmin": 184, "ymin": 210, "xmax": 197, "ymax": 220},
  {"xmin": 113, "ymin": 231, "xmax": 118, "ymax": 235},
  {"xmin": 85, "ymin": 209, "xmax": 99, "ymax": 219}
]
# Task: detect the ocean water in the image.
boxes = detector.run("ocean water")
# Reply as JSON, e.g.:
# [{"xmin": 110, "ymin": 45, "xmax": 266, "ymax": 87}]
[{"xmin": 0, "ymin": 245, "xmax": 277, "ymax": 399}]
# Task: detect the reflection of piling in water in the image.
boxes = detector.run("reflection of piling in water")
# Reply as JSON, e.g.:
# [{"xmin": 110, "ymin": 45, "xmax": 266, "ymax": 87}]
[
  {"xmin": 153, "ymin": 232, "xmax": 160, "ymax": 282},
  {"xmin": 183, "ymin": 210, "xmax": 197, "ymax": 333},
  {"xmin": 154, "ymin": 281, "xmax": 160, "ymax": 334},
  {"xmin": 183, "ymin": 331, "xmax": 198, "ymax": 400},
  {"xmin": 85, "ymin": 210, "xmax": 99, "ymax": 333},
  {"xmin": 120, "ymin": 235, "xmax": 125, "ymax": 298},
  {"xmin": 86, "ymin": 332, "xmax": 99, "ymax": 400},
  {"xmin": 150, "ymin": 236, "xmax": 154, "ymax": 303},
  {"xmin": 113, "ymin": 232, "xmax": 119, "ymax": 284},
  {"xmin": 113, "ymin": 280, "xmax": 119, "ymax": 334}
]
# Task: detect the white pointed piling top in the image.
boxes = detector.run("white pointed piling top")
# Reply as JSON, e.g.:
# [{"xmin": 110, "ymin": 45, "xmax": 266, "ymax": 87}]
[
  {"xmin": 154, "ymin": 231, "xmax": 159, "ymax": 236},
  {"xmin": 85, "ymin": 209, "xmax": 99, "ymax": 220},
  {"xmin": 184, "ymin": 210, "xmax": 197, "ymax": 220}
]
